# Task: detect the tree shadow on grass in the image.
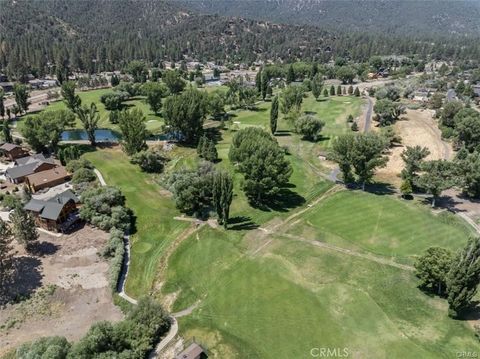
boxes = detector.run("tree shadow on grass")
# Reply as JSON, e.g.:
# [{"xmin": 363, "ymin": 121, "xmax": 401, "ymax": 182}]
[
  {"xmin": 363, "ymin": 182, "xmax": 397, "ymax": 196},
  {"xmin": 228, "ymin": 216, "xmax": 259, "ymax": 231},
  {"xmin": 455, "ymin": 301, "xmax": 480, "ymax": 321},
  {"xmin": 252, "ymin": 187, "xmax": 306, "ymax": 213},
  {"xmin": 274, "ymin": 130, "xmax": 292, "ymax": 137}
]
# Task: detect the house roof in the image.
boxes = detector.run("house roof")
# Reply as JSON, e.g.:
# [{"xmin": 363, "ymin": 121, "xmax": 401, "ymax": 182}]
[
  {"xmin": 176, "ymin": 343, "xmax": 206, "ymax": 359},
  {"xmin": 0, "ymin": 143, "xmax": 22, "ymax": 152},
  {"xmin": 6, "ymin": 162, "xmax": 42, "ymax": 180},
  {"xmin": 6, "ymin": 155, "xmax": 56, "ymax": 180},
  {"xmin": 25, "ymin": 167, "xmax": 69, "ymax": 187},
  {"xmin": 24, "ymin": 190, "xmax": 79, "ymax": 221},
  {"xmin": 15, "ymin": 154, "xmax": 52, "ymax": 166}
]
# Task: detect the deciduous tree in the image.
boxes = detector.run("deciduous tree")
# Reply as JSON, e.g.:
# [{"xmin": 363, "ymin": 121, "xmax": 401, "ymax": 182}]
[
  {"xmin": 415, "ymin": 247, "xmax": 453, "ymax": 296},
  {"xmin": 77, "ymin": 103, "xmax": 99, "ymax": 146},
  {"xmin": 61, "ymin": 81, "xmax": 82, "ymax": 113},
  {"xmin": 118, "ymin": 109, "xmax": 148, "ymax": 155}
]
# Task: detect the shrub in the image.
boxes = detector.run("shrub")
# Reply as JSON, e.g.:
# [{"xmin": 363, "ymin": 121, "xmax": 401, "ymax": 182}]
[
  {"xmin": 72, "ymin": 167, "xmax": 96, "ymax": 184},
  {"xmin": 102, "ymin": 227, "xmax": 125, "ymax": 291},
  {"xmin": 66, "ymin": 159, "xmax": 93, "ymax": 173},
  {"xmin": 17, "ymin": 336, "xmax": 71, "ymax": 359},
  {"xmin": 130, "ymin": 149, "xmax": 168, "ymax": 173}
]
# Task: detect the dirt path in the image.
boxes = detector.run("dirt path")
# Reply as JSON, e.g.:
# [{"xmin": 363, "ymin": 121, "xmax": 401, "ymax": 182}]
[
  {"xmin": 279, "ymin": 233, "xmax": 414, "ymax": 271},
  {"xmin": 376, "ymin": 109, "xmax": 452, "ymax": 186}
]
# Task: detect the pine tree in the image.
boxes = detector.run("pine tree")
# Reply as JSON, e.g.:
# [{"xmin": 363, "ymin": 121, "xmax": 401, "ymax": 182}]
[
  {"xmin": 270, "ymin": 95, "xmax": 279, "ymax": 135},
  {"xmin": 205, "ymin": 140, "xmax": 218, "ymax": 162},
  {"xmin": 323, "ymin": 88, "xmax": 329, "ymax": 97},
  {"xmin": 337, "ymin": 85, "xmax": 343, "ymax": 96},
  {"xmin": 11, "ymin": 206, "xmax": 38, "ymax": 252},
  {"xmin": 212, "ymin": 171, "xmax": 233, "ymax": 229},
  {"xmin": 255, "ymin": 69, "xmax": 262, "ymax": 93},
  {"xmin": 351, "ymin": 122, "xmax": 359, "ymax": 131},
  {"xmin": 0, "ymin": 218, "xmax": 14, "ymax": 299},
  {"xmin": 330, "ymin": 85, "xmax": 335, "ymax": 96},
  {"xmin": 0, "ymin": 89, "xmax": 5, "ymax": 118},
  {"xmin": 446, "ymin": 237, "xmax": 480, "ymax": 318},
  {"xmin": 354, "ymin": 87, "xmax": 361, "ymax": 97},
  {"xmin": 348, "ymin": 85, "xmax": 354, "ymax": 95},
  {"xmin": 261, "ymin": 71, "xmax": 269, "ymax": 100},
  {"xmin": 197, "ymin": 135, "xmax": 206, "ymax": 156},
  {"xmin": 286, "ymin": 65, "xmax": 295, "ymax": 84},
  {"xmin": 3, "ymin": 121, "xmax": 12, "ymax": 143}
]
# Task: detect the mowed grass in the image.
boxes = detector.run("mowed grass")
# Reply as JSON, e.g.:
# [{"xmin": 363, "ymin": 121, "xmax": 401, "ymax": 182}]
[
  {"xmin": 30, "ymin": 88, "xmax": 164, "ymax": 134},
  {"xmin": 83, "ymin": 147, "xmax": 189, "ymax": 296},
  {"xmin": 165, "ymin": 226, "xmax": 480, "ymax": 358},
  {"xmin": 288, "ymin": 190, "xmax": 474, "ymax": 263}
]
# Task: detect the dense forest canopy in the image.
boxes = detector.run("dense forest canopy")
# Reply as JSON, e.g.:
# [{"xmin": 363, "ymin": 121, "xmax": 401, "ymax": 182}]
[
  {"xmin": 0, "ymin": 0, "xmax": 479, "ymax": 80},
  {"xmin": 183, "ymin": 0, "xmax": 480, "ymax": 37}
]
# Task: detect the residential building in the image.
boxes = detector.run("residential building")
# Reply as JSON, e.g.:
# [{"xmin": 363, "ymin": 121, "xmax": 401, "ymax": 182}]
[
  {"xmin": 5, "ymin": 154, "xmax": 56, "ymax": 184},
  {"xmin": 25, "ymin": 166, "xmax": 70, "ymax": 193},
  {"xmin": 176, "ymin": 343, "xmax": 208, "ymax": 359},
  {"xmin": 0, "ymin": 82, "xmax": 14, "ymax": 92},
  {"xmin": 0, "ymin": 143, "xmax": 29, "ymax": 161},
  {"xmin": 24, "ymin": 189, "xmax": 79, "ymax": 232}
]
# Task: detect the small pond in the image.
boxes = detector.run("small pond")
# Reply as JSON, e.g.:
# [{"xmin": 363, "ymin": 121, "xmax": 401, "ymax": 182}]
[
  {"xmin": 60, "ymin": 129, "xmax": 169, "ymax": 142},
  {"xmin": 61, "ymin": 129, "xmax": 120, "ymax": 142}
]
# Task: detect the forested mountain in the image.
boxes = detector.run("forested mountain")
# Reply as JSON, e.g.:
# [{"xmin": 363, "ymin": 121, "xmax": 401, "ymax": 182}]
[
  {"xmin": 0, "ymin": 0, "xmax": 479, "ymax": 81},
  {"xmin": 182, "ymin": 0, "xmax": 480, "ymax": 37}
]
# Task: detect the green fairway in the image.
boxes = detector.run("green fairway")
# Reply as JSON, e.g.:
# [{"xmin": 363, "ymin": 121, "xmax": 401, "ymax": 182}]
[
  {"xmin": 287, "ymin": 190, "xmax": 474, "ymax": 263},
  {"xmin": 33, "ymin": 88, "xmax": 164, "ymax": 134},
  {"xmin": 164, "ymin": 225, "xmax": 479, "ymax": 358},
  {"xmin": 81, "ymin": 92, "xmax": 479, "ymax": 359},
  {"xmin": 84, "ymin": 148, "xmax": 189, "ymax": 296}
]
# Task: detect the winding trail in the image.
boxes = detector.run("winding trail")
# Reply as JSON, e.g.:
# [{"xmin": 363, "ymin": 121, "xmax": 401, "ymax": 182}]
[
  {"xmin": 363, "ymin": 96, "xmax": 374, "ymax": 133},
  {"xmin": 94, "ymin": 167, "xmax": 200, "ymax": 358}
]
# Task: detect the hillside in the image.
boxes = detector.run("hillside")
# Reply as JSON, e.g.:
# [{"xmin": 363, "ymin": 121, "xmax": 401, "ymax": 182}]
[
  {"xmin": 183, "ymin": 0, "xmax": 480, "ymax": 37},
  {"xmin": 1, "ymin": 0, "xmax": 480, "ymax": 79}
]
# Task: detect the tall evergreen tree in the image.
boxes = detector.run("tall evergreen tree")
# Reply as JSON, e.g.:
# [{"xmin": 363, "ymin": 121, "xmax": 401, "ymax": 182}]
[
  {"xmin": 212, "ymin": 171, "xmax": 233, "ymax": 229},
  {"xmin": 337, "ymin": 85, "xmax": 343, "ymax": 96},
  {"xmin": 330, "ymin": 85, "xmax": 336, "ymax": 96},
  {"xmin": 270, "ymin": 95, "xmax": 279, "ymax": 135},
  {"xmin": 447, "ymin": 237, "xmax": 480, "ymax": 317},
  {"xmin": 311, "ymin": 74, "xmax": 323, "ymax": 100},
  {"xmin": 0, "ymin": 89, "xmax": 5, "ymax": 118},
  {"xmin": 286, "ymin": 65, "xmax": 295, "ymax": 84},
  {"xmin": 261, "ymin": 71, "xmax": 269, "ymax": 100},
  {"xmin": 2, "ymin": 121, "xmax": 12, "ymax": 143},
  {"xmin": 255, "ymin": 69, "xmax": 262, "ymax": 93},
  {"xmin": 0, "ymin": 218, "xmax": 14, "ymax": 300},
  {"xmin": 11, "ymin": 206, "xmax": 38, "ymax": 252}
]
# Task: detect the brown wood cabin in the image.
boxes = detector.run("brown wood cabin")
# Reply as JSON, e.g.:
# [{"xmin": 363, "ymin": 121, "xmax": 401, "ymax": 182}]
[
  {"xmin": 25, "ymin": 166, "xmax": 71, "ymax": 193},
  {"xmin": 0, "ymin": 143, "xmax": 28, "ymax": 161},
  {"xmin": 24, "ymin": 190, "xmax": 80, "ymax": 232}
]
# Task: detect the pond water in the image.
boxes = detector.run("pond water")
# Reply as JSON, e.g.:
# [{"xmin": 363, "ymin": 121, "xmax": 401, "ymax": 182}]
[
  {"xmin": 60, "ymin": 129, "xmax": 168, "ymax": 142},
  {"xmin": 61, "ymin": 129, "xmax": 120, "ymax": 141}
]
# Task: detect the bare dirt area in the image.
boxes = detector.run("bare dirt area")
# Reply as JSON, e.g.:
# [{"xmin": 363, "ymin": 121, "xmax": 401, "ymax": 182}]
[
  {"xmin": 376, "ymin": 108, "xmax": 452, "ymax": 186},
  {"xmin": 0, "ymin": 225, "xmax": 123, "ymax": 354}
]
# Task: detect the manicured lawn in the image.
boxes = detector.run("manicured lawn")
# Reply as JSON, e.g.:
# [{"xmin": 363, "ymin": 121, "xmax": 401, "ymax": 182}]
[
  {"xmin": 81, "ymin": 91, "xmax": 479, "ymax": 358},
  {"xmin": 28, "ymin": 88, "xmax": 164, "ymax": 134},
  {"xmin": 164, "ymin": 226, "xmax": 479, "ymax": 358},
  {"xmin": 288, "ymin": 190, "xmax": 474, "ymax": 263},
  {"xmin": 84, "ymin": 148, "xmax": 189, "ymax": 296}
]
